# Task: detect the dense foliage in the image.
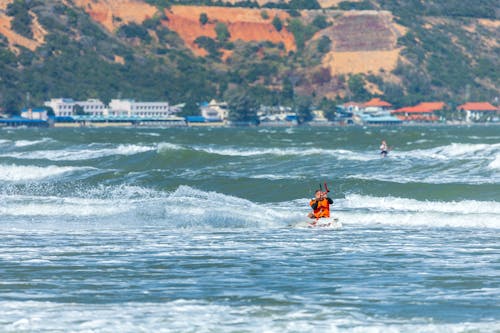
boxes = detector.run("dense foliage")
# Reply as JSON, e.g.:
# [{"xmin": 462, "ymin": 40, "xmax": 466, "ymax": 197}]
[{"xmin": 0, "ymin": 0, "xmax": 498, "ymax": 117}]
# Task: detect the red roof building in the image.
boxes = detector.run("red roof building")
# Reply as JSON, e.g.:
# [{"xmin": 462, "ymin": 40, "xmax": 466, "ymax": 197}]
[
  {"xmin": 364, "ymin": 97, "xmax": 392, "ymax": 107},
  {"xmin": 362, "ymin": 98, "xmax": 393, "ymax": 113},
  {"xmin": 457, "ymin": 102, "xmax": 498, "ymax": 111},
  {"xmin": 392, "ymin": 102, "xmax": 446, "ymax": 122},
  {"xmin": 457, "ymin": 102, "xmax": 499, "ymax": 122}
]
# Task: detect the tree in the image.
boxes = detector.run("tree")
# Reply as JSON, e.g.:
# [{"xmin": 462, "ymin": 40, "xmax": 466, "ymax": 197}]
[
  {"xmin": 319, "ymin": 97, "xmax": 337, "ymax": 121},
  {"xmin": 317, "ymin": 35, "xmax": 331, "ymax": 54},
  {"xmin": 281, "ymin": 78, "xmax": 294, "ymax": 102},
  {"xmin": 45, "ymin": 106, "xmax": 55, "ymax": 117},
  {"xmin": 272, "ymin": 16, "xmax": 282, "ymax": 32},
  {"xmin": 215, "ymin": 22, "xmax": 230, "ymax": 43},
  {"xmin": 294, "ymin": 95, "xmax": 313, "ymax": 123},
  {"xmin": 178, "ymin": 100, "xmax": 200, "ymax": 117},
  {"xmin": 312, "ymin": 67, "xmax": 332, "ymax": 85},
  {"xmin": 74, "ymin": 104, "xmax": 86, "ymax": 115},
  {"xmin": 348, "ymin": 74, "xmax": 370, "ymax": 101},
  {"xmin": 224, "ymin": 87, "xmax": 258, "ymax": 123},
  {"xmin": 199, "ymin": 13, "xmax": 208, "ymax": 25},
  {"xmin": 312, "ymin": 15, "xmax": 329, "ymax": 30},
  {"xmin": 289, "ymin": 0, "xmax": 320, "ymax": 10}
]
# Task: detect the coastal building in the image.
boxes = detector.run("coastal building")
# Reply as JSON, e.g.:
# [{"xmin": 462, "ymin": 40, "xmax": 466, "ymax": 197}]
[
  {"xmin": 361, "ymin": 98, "xmax": 392, "ymax": 113},
  {"xmin": 392, "ymin": 102, "xmax": 445, "ymax": 122},
  {"xmin": 108, "ymin": 99, "xmax": 174, "ymax": 118},
  {"xmin": 200, "ymin": 100, "xmax": 229, "ymax": 122},
  {"xmin": 343, "ymin": 102, "xmax": 363, "ymax": 114},
  {"xmin": 350, "ymin": 98, "xmax": 400, "ymax": 125},
  {"xmin": 44, "ymin": 98, "xmax": 106, "ymax": 117},
  {"xmin": 21, "ymin": 108, "xmax": 49, "ymax": 121},
  {"xmin": 258, "ymin": 105, "xmax": 297, "ymax": 126},
  {"xmin": 355, "ymin": 113, "xmax": 402, "ymax": 125},
  {"xmin": 457, "ymin": 102, "xmax": 499, "ymax": 122},
  {"xmin": 308, "ymin": 110, "xmax": 332, "ymax": 126}
]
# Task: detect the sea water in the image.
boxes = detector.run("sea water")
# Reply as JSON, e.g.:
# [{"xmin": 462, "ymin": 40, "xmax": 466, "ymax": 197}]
[{"xmin": 0, "ymin": 126, "xmax": 499, "ymax": 332}]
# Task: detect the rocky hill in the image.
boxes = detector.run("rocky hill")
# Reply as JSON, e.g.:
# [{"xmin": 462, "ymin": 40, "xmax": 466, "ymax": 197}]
[{"xmin": 0, "ymin": 0, "xmax": 498, "ymax": 114}]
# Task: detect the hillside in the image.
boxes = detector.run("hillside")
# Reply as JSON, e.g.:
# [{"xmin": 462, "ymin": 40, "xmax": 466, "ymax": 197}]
[{"xmin": 0, "ymin": 0, "xmax": 498, "ymax": 114}]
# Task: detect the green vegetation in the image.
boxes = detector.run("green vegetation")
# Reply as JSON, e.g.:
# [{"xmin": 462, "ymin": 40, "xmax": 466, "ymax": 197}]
[
  {"xmin": 199, "ymin": 13, "xmax": 208, "ymax": 25},
  {"xmin": 272, "ymin": 16, "xmax": 283, "ymax": 32},
  {"xmin": 6, "ymin": 0, "xmax": 39, "ymax": 39},
  {"xmin": 0, "ymin": 0, "xmax": 497, "ymax": 119},
  {"xmin": 215, "ymin": 22, "xmax": 230, "ymax": 43},
  {"xmin": 224, "ymin": 86, "xmax": 259, "ymax": 123}
]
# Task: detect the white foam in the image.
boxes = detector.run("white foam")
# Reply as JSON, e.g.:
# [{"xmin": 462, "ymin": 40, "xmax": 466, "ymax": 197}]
[
  {"xmin": 0, "ymin": 194, "xmax": 129, "ymax": 216},
  {"xmin": 1, "ymin": 144, "xmax": 155, "ymax": 161},
  {"xmin": 346, "ymin": 172, "xmax": 499, "ymax": 185},
  {"xmin": 165, "ymin": 186, "xmax": 298, "ymax": 228},
  {"xmin": 341, "ymin": 194, "xmax": 500, "ymax": 215},
  {"xmin": 0, "ymin": 184, "xmax": 165, "ymax": 217},
  {"xmin": 191, "ymin": 146, "xmax": 376, "ymax": 161},
  {"xmin": 335, "ymin": 194, "xmax": 500, "ymax": 228},
  {"xmin": 157, "ymin": 142, "xmax": 184, "ymax": 152},
  {"xmin": 0, "ymin": 164, "xmax": 92, "ymax": 182},
  {"xmin": 489, "ymin": 155, "xmax": 500, "ymax": 170},
  {"xmin": 14, "ymin": 138, "xmax": 53, "ymax": 147},
  {"xmin": 2, "ymin": 185, "xmax": 498, "ymax": 229},
  {"xmin": 0, "ymin": 300, "xmax": 497, "ymax": 333},
  {"xmin": 395, "ymin": 143, "xmax": 500, "ymax": 161}
]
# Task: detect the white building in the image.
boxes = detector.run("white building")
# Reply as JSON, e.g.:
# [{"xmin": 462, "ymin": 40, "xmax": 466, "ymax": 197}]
[
  {"xmin": 44, "ymin": 98, "xmax": 106, "ymax": 117},
  {"xmin": 21, "ymin": 108, "xmax": 48, "ymax": 120},
  {"xmin": 458, "ymin": 102, "xmax": 499, "ymax": 122},
  {"xmin": 200, "ymin": 100, "xmax": 228, "ymax": 121},
  {"xmin": 108, "ymin": 99, "xmax": 173, "ymax": 118}
]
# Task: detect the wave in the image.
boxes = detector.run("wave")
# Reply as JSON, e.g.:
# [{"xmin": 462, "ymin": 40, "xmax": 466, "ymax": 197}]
[
  {"xmin": 0, "ymin": 164, "xmax": 94, "ymax": 182},
  {"xmin": 1, "ymin": 300, "xmax": 498, "ymax": 333},
  {"xmin": 2, "ymin": 185, "xmax": 499, "ymax": 229},
  {"xmin": 340, "ymin": 194, "xmax": 500, "ymax": 215},
  {"xmin": 489, "ymin": 155, "xmax": 500, "ymax": 170},
  {"xmin": 14, "ymin": 138, "xmax": 54, "ymax": 147},
  {"xmin": 160, "ymin": 142, "xmax": 500, "ymax": 164},
  {"xmin": 0, "ymin": 185, "xmax": 299, "ymax": 227},
  {"xmin": 332, "ymin": 194, "xmax": 500, "ymax": 228},
  {"xmin": 185, "ymin": 146, "xmax": 377, "ymax": 161},
  {"xmin": 394, "ymin": 143, "xmax": 500, "ymax": 161},
  {"xmin": 1, "ymin": 144, "xmax": 156, "ymax": 161},
  {"xmin": 346, "ymin": 173, "xmax": 499, "ymax": 185}
]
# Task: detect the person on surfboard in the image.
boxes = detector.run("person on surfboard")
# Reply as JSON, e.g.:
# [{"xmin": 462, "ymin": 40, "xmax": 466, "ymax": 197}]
[
  {"xmin": 308, "ymin": 189, "xmax": 333, "ymax": 220},
  {"xmin": 380, "ymin": 140, "xmax": 389, "ymax": 157}
]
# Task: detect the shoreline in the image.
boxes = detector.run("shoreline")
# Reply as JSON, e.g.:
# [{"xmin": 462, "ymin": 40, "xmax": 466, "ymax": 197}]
[{"xmin": 1, "ymin": 118, "xmax": 500, "ymax": 129}]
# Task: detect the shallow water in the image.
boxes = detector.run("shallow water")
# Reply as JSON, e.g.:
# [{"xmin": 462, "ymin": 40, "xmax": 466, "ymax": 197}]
[{"xmin": 1, "ymin": 126, "xmax": 499, "ymax": 332}]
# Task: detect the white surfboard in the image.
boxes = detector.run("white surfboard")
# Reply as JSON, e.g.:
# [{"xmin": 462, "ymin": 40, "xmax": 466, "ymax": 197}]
[{"xmin": 290, "ymin": 217, "xmax": 342, "ymax": 229}]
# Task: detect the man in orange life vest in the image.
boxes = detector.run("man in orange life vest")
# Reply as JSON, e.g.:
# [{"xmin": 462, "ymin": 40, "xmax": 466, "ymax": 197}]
[{"xmin": 308, "ymin": 189, "xmax": 333, "ymax": 219}]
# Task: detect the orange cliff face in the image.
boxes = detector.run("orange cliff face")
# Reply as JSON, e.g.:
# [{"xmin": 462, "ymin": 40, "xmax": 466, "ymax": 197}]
[
  {"xmin": 163, "ymin": 5, "xmax": 296, "ymax": 57},
  {"xmin": 0, "ymin": 0, "xmax": 46, "ymax": 53},
  {"xmin": 318, "ymin": 11, "xmax": 406, "ymax": 76},
  {"xmin": 72, "ymin": 0, "xmax": 158, "ymax": 32}
]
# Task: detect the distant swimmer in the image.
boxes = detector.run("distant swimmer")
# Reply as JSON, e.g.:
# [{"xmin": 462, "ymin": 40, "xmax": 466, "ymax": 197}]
[
  {"xmin": 308, "ymin": 189, "xmax": 333, "ymax": 220},
  {"xmin": 380, "ymin": 140, "xmax": 389, "ymax": 158}
]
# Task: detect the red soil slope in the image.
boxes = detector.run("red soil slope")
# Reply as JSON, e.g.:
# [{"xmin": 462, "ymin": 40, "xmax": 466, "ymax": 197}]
[{"xmin": 164, "ymin": 5, "xmax": 295, "ymax": 56}]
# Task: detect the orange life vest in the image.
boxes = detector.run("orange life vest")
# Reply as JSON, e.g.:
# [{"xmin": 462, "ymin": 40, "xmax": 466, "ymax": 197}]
[{"xmin": 310, "ymin": 198, "xmax": 331, "ymax": 218}]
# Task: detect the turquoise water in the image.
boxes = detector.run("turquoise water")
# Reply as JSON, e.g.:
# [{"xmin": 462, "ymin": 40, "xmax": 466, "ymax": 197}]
[{"xmin": 0, "ymin": 126, "xmax": 499, "ymax": 332}]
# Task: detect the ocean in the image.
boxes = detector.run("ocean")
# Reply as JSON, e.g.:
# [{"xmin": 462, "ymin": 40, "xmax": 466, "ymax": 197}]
[{"xmin": 0, "ymin": 125, "xmax": 499, "ymax": 332}]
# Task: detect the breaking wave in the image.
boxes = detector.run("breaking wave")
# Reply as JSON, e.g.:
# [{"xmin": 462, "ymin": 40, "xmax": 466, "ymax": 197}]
[
  {"xmin": 333, "ymin": 194, "xmax": 500, "ymax": 228},
  {"xmin": 1, "ymin": 144, "xmax": 156, "ymax": 161},
  {"xmin": 0, "ymin": 164, "xmax": 94, "ymax": 182},
  {"xmin": 2, "ymin": 185, "xmax": 498, "ymax": 229}
]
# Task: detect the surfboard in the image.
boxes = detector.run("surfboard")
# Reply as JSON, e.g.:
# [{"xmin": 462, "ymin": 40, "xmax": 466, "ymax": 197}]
[{"xmin": 290, "ymin": 217, "xmax": 342, "ymax": 229}]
